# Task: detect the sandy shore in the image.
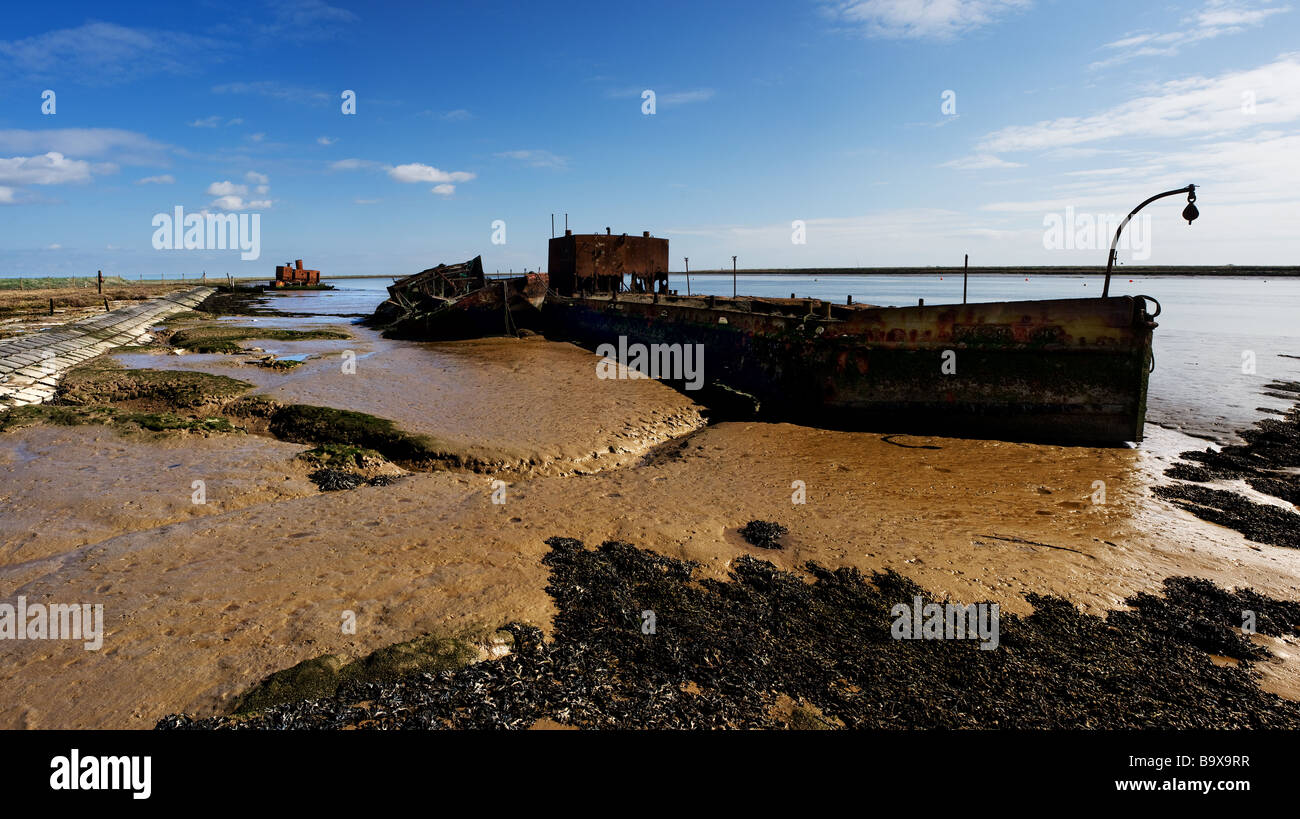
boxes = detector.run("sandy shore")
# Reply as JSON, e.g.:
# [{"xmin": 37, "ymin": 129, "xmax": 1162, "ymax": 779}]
[
  {"xmin": 114, "ymin": 322, "xmax": 705, "ymax": 474},
  {"xmin": 2, "ymin": 308, "xmax": 1299, "ymax": 729},
  {"xmin": 3, "ymin": 412, "xmax": 1300, "ymax": 728}
]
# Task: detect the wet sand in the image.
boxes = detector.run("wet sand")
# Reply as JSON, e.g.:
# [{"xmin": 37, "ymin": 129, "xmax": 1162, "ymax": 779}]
[
  {"xmin": 0, "ymin": 425, "xmax": 319, "ymax": 567},
  {"xmin": 3, "ymin": 411, "xmax": 1300, "ymax": 728},
  {"xmin": 3, "ymin": 304, "xmax": 1299, "ymax": 729},
  {"xmin": 117, "ymin": 322, "xmax": 705, "ymax": 474}
]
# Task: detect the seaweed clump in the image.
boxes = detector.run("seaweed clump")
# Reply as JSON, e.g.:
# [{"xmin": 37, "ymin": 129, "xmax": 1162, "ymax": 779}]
[
  {"xmin": 740, "ymin": 520, "xmax": 788, "ymax": 549},
  {"xmin": 308, "ymin": 468, "xmax": 366, "ymax": 492},
  {"xmin": 1157, "ymin": 381, "xmax": 1300, "ymax": 549}
]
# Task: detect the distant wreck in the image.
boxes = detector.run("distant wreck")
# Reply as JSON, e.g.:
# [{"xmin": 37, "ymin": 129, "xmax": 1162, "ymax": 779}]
[
  {"xmin": 370, "ymin": 256, "xmax": 548, "ymax": 340},
  {"xmin": 272, "ymin": 259, "xmax": 323, "ymax": 288}
]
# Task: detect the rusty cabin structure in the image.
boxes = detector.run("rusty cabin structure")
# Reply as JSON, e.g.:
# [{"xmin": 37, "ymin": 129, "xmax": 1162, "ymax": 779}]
[
  {"xmin": 547, "ymin": 229, "xmax": 669, "ymax": 296},
  {"xmin": 273, "ymin": 259, "xmax": 321, "ymax": 287}
]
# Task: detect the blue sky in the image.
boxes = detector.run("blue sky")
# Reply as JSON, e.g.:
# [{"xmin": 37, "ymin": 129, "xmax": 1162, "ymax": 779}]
[{"xmin": 1, "ymin": 0, "xmax": 1297, "ymax": 277}]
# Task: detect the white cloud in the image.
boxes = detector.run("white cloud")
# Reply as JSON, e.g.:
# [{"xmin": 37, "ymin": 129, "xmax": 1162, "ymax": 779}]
[
  {"xmin": 249, "ymin": 132, "xmax": 266, "ymax": 143},
  {"xmin": 978, "ymin": 55, "xmax": 1300, "ymax": 153},
  {"xmin": 441, "ymin": 109, "xmax": 473, "ymax": 121},
  {"xmin": 207, "ymin": 173, "xmax": 272, "ymax": 210},
  {"xmin": 317, "ymin": 136, "xmax": 337, "ymax": 145},
  {"xmin": 387, "ymin": 163, "xmax": 475, "ymax": 183},
  {"xmin": 941, "ymin": 153, "xmax": 1025, "ymax": 170},
  {"xmin": 209, "ymin": 195, "xmax": 246, "ymax": 211},
  {"xmin": 212, "ymin": 81, "xmax": 331, "ymax": 104},
  {"xmin": 1092, "ymin": 1, "xmax": 1291, "ymax": 69},
  {"xmin": 0, "ymin": 22, "xmax": 226, "ymax": 85},
  {"xmin": 207, "ymin": 180, "xmax": 248, "ymax": 196},
  {"xmin": 495, "ymin": 149, "xmax": 568, "ymax": 169},
  {"xmin": 0, "ymin": 152, "xmax": 93, "ymax": 185},
  {"xmin": 330, "ymin": 158, "xmax": 377, "ymax": 170},
  {"xmin": 606, "ymin": 88, "xmax": 714, "ymax": 107},
  {"xmin": 354, "ymin": 198, "xmax": 380, "ymax": 204},
  {"xmin": 208, "ymin": 195, "xmax": 271, "ymax": 211},
  {"xmin": 660, "ymin": 89, "xmax": 716, "ymax": 106},
  {"xmin": 0, "ymin": 128, "xmax": 168, "ymax": 165},
  {"xmin": 45, "ymin": 243, "xmax": 61, "ymax": 250},
  {"xmin": 0, "ymin": 186, "xmax": 15, "ymax": 204},
  {"xmin": 136, "ymin": 174, "xmax": 175, "ymax": 184},
  {"xmin": 334, "ymin": 158, "xmax": 477, "ymax": 193},
  {"xmin": 257, "ymin": 0, "xmax": 358, "ymax": 41},
  {"xmin": 189, "ymin": 115, "xmax": 242, "ymax": 128},
  {"xmin": 823, "ymin": 0, "xmax": 1032, "ymax": 39}
]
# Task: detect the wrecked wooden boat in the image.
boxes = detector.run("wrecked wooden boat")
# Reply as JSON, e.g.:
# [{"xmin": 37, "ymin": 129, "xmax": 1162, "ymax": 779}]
[{"xmin": 371, "ymin": 256, "xmax": 548, "ymax": 340}]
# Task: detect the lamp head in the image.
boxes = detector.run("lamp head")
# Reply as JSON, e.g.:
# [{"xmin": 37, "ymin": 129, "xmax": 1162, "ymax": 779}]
[{"xmin": 1182, "ymin": 185, "xmax": 1199, "ymax": 224}]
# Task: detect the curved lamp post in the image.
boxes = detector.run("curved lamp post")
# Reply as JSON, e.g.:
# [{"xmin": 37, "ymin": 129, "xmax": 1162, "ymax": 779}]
[{"xmin": 1103, "ymin": 184, "xmax": 1198, "ymax": 297}]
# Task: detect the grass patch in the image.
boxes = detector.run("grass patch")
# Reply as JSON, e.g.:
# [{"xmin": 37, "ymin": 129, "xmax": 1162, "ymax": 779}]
[
  {"xmin": 161, "ymin": 310, "xmax": 213, "ymax": 326},
  {"xmin": 228, "ymin": 633, "xmax": 487, "ymax": 715},
  {"xmin": 249, "ymin": 402, "xmax": 457, "ymax": 467},
  {"xmin": 169, "ymin": 325, "xmax": 350, "ymax": 354},
  {"xmin": 130, "ymin": 413, "xmax": 237, "ymax": 433},
  {"xmin": 0, "ymin": 282, "xmax": 194, "ymax": 318},
  {"xmin": 298, "ymin": 443, "xmax": 385, "ymax": 470},
  {"xmin": 60, "ymin": 359, "xmax": 252, "ymax": 408},
  {"xmin": 257, "ymin": 358, "xmax": 304, "ymax": 370},
  {"xmin": 0, "ymin": 404, "xmax": 237, "ymax": 435}
]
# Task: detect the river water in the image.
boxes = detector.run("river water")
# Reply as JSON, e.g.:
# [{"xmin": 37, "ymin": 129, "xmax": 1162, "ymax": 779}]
[{"xmin": 266, "ymin": 274, "xmax": 1300, "ymax": 444}]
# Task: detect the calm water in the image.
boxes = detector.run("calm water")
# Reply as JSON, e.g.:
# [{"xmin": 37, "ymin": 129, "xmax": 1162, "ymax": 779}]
[{"xmin": 266, "ymin": 275, "xmax": 1300, "ymax": 443}]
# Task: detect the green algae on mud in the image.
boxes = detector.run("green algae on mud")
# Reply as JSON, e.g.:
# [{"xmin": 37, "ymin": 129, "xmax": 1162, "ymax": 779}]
[
  {"xmin": 161, "ymin": 537, "xmax": 1300, "ymax": 730},
  {"xmin": 169, "ymin": 325, "xmax": 350, "ymax": 354},
  {"xmin": 232, "ymin": 400, "xmax": 470, "ymax": 470},
  {"xmin": 7, "ymin": 355, "xmax": 471, "ymax": 471},
  {"xmin": 60, "ymin": 359, "xmax": 253, "ymax": 408},
  {"xmin": 226, "ymin": 632, "xmax": 495, "ymax": 716},
  {"xmin": 256, "ymin": 358, "xmax": 305, "ymax": 370},
  {"xmin": 296, "ymin": 442, "xmax": 386, "ymax": 470},
  {"xmin": 0, "ymin": 404, "xmax": 238, "ymax": 435}
]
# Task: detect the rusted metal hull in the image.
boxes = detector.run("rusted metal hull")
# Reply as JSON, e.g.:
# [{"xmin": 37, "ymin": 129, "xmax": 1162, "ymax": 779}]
[
  {"xmin": 379, "ymin": 273, "xmax": 549, "ymax": 340},
  {"xmin": 544, "ymin": 293, "xmax": 1156, "ymax": 443}
]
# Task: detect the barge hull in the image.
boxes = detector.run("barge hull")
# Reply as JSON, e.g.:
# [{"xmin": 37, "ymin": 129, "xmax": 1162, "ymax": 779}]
[{"xmin": 544, "ymin": 294, "xmax": 1155, "ymax": 443}]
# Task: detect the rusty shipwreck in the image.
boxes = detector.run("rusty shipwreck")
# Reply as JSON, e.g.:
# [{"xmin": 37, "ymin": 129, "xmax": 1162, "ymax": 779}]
[
  {"xmin": 373, "ymin": 231, "xmax": 1160, "ymax": 444},
  {"xmin": 371, "ymin": 255, "xmax": 548, "ymax": 340}
]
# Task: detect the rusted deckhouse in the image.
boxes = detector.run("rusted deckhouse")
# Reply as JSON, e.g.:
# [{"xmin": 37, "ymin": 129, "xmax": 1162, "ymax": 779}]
[
  {"xmin": 273, "ymin": 259, "xmax": 321, "ymax": 287},
  {"xmin": 548, "ymin": 229, "xmax": 669, "ymax": 295},
  {"xmin": 386, "ymin": 255, "xmax": 486, "ymax": 302}
]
